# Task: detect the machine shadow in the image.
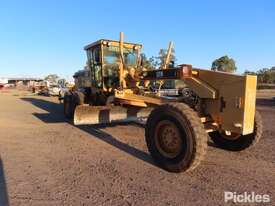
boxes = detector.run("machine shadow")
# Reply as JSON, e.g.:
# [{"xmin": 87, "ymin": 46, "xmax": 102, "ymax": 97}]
[
  {"xmin": 0, "ymin": 158, "xmax": 9, "ymax": 206},
  {"xmin": 20, "ymin": 97, "xmax": 155, "ymax": 166},
  {"xmin": 21, "ymin": 97, "xmax": 264, "ymax": 157}
]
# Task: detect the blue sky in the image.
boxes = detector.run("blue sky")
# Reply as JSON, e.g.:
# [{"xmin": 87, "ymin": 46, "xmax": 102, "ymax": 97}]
[{"xmin": 0, "ymin": 0, "xmax": 275, "ymax": 79}]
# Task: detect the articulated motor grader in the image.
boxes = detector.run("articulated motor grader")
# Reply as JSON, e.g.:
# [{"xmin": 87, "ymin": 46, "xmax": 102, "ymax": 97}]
[{"xmin": 64, "ymin": 32, "xmax": 262, "ymax": 173}]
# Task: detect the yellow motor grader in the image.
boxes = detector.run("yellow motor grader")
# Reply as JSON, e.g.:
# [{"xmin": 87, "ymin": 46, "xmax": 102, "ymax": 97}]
[{"xmin": 64, "ymin": 33, "xmax": 262, "ymax": 173}]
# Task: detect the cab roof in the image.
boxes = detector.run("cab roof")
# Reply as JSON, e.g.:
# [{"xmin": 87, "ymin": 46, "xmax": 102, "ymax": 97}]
[{"xmin": 84, "ymin": 39, "xmax": 142, "ymax": 50}]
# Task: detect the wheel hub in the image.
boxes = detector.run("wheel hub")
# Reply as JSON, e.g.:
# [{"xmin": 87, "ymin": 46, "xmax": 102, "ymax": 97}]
[{"xmin": 155, "ymin": 120, "xmax": 182, "ymax": 158}]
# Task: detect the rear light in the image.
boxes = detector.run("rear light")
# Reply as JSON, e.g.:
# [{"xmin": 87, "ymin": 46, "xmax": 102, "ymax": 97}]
[{"xmin": 181, "ymin": 64, "xmax": 192, "ymax": 78}]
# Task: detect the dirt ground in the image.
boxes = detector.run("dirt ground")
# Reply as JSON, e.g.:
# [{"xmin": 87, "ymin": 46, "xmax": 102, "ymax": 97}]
[{"xmin": 0, "ymin": 89, "xmax": 274, "ymax": 206}]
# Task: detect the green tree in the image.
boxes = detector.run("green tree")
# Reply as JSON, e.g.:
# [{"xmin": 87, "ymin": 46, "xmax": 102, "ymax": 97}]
[
  {"xmin": 211, "ymin": 55, "xmax": 237, "ymax": 73},
  {"xmin": 141, "ymin": 53, "xmax": 157, "ymax": 70},
  {"xmin": 141, "ymin": 47, "xmax": 177, "ymax": 70},
  {"xmin": 245, "ymin": 67, "xmax": 275, "ymax": 84},
  {"xmin": 157, "ymin": 48, "xmax": 176, "ymax": 68},
  {"xmin": 257, "ymin": 68, "xmax": 275, "ymax": 84},
  {"xmin": 258, "ymin": 68, "xmax": 270, "ymax": 83}
]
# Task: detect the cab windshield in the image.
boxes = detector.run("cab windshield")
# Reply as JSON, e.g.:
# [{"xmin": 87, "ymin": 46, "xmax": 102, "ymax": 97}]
[{"xmin": 103, "ymin": 45, "xmax": 138, "ymax": 66}]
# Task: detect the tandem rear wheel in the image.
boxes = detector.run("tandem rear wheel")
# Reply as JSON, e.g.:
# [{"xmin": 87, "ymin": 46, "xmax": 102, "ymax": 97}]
[
  {"xmin": 64, "ymin": 91, "xmax": 85, "ymax": 119},
  {"xmin": 209, "ymin": 111, "xmax": 263, "ymax": 151}
]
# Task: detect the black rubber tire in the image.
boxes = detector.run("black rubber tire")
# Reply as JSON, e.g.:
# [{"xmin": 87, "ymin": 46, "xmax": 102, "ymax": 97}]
[
  {"xmin": 73, "ymin": 91, "xmax": 85, "ymax": 105},
  {"xmin": 64, "ymin": 91, "xmax": 85, "ymax": 119},
  {"xmin": 209, "ymin": 111, "xmax": 263, "ymax": 151},
  {"xmin": 145, "ymin": 103, "xmax": 207, "ymax": 173},
  {"xmin": 106, "ymin": 95, "xmax": 115, "ymax": 105},
  {"xmin": 64, "ymin": 92, "xmax": 74, "ymax": 119}
]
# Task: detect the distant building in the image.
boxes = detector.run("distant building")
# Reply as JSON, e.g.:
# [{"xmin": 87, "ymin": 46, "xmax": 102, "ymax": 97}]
[
  {"xmin": 0, "ymin": 78, "xmax": 8, "ymax": 85},
  {"xmin": 4, "ymin": 77, "xmax": 43, "ymax": 87}
]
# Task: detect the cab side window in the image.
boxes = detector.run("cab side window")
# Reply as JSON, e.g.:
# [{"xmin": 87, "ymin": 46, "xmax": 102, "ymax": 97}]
[
  {"xmin": 91, "ymin": 46, "xmax": 102, "ymax": 87},
  {"xmin": 93, "ymin": 47, "xmax": 100, "ymax": 64}
]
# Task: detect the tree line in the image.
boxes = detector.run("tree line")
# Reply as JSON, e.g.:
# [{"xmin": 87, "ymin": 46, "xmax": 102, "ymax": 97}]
[
  {"xmin": 244, "ymin": 67, "xmax": 275, "ymax": 84},
  {"xmin": 142, "ymin": 52, "xmax": 239, "ymax": 73},
  {"xmin": 211, "ymin": 56, "xmax": 275, "ymax": 84}
]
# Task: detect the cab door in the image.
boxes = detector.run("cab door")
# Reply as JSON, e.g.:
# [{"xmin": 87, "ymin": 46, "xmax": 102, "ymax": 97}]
[{"xmin": 87, "ymin": 45, "xmax": 102, "ymax": 88}]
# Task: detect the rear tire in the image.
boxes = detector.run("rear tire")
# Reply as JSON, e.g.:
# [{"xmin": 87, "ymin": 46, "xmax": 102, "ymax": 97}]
[
  {"xmin": 64, "ymin": 92, "xmax": 74, "ymax": 119},
  {"xmin": 145, "ymin": 103, "xmax": 207, "ymax": 173},
  {"xmin": 64, "ymin": 91, "xmax": 85, "ymax": 119},
  {"xmin": 73, "ymin": 91, "xmax": 85, "ymax": 105},
  {"xmin": 209, "ymin": 111, "xmax": 263, "ymax": 151}
]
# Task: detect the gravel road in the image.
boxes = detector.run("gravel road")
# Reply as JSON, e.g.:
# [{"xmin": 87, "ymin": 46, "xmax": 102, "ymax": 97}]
[{"xmin": 0, "ymin": 90, "xmax": 274, "ymax": 206}]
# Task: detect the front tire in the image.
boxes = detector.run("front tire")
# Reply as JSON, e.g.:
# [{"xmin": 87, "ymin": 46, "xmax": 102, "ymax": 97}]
[
  {"xmin": 145, "ymin": 103, "xmax": 207, "ymax": 173},
  {"xmin": 209, "ymin": 111, "xmax": 263, "ymax": 151}
]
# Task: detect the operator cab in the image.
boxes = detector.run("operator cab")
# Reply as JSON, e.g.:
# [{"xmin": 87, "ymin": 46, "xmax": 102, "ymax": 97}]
[{"xmin": 84, "ymin": 39, "xmax": 142, "ymax": 91}]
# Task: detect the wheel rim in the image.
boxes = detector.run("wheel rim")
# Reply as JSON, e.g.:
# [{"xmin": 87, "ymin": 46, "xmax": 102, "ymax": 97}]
[{"xmin": 154, "ymin": 120, "xmax": 183, "ymax": 158}]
